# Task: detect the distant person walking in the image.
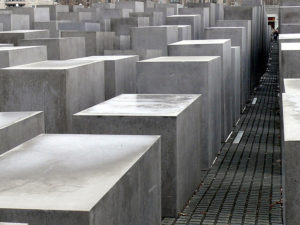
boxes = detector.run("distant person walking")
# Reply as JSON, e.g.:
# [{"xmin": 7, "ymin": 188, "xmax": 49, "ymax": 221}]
[{"xmin": 273, "ymin": 29, "xmax": 279, "ymax": 42}]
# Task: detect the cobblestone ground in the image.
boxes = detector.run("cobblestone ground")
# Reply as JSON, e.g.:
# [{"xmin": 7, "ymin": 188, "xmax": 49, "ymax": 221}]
[{"xmin": 162, "ymin": 42, "xmax": 282, "ymax": 225}]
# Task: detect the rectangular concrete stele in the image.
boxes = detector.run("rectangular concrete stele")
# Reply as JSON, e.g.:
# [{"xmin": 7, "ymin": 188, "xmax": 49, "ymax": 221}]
[
  {"xmin": 111, "ymin": 17, "xmax": 149, "ymax": 36},
  {"xmin": 37, "ymin": 5, "xmax": 69, "ymax": 20},
  {"xmin": 282, "ymin": 93, "xmax": 300, "ymax": 225},
  {"xmin": 18, "ymin": 37, "xmax": 85, "ymax": 60},
  {"xmin": 0, "ymin": 60, "xmax": 105, "ymax": 133},
  {"xmin": 0, "ymin": 30, "xmax": 49, "ymax": 45},
  {"xmin": 179, "ymin": 7, "xmax": 210, "ymax": 39},
  {"xmin": 231, "ymin": 46, "xmax": 241, "ymax": 124},
  {"xmin": 0, "ymin": 14, "xmax": 30, "ymax": 31},
  {"xmin": 280, "ymin": 0, "xmax": 300, "ymax": 6},
  {"xmin": 0, "ymin": 223, "xmax": 28, "ymax": 225},
  {"xmin": 205, "ymin": 27, "xmax": 248, "ymax": 109},
  {"xmin": 70, "ymin": 55, "xmax": 139, "ymax": 100},
  {"xmin": 0, "ymin": 44, "xmax": 13, "ymax": 47},
  {"xmin": 57, "ymin": 12, "xmax": 93, "ymax": 23},
  {"xmin": 187, "ymin": 3, "xmax": 215, "ymax": 26},
  {"xmin": 280, "ymin": 6, "xmax": 300, "ymax": 24},
  {"xmin": 168, "ymin": 39, "xmax": 232, "ymax": 142},
  {"xmin": 145, "ymin": 8, "xmax": 175, "ymax": 24},
  {"xmin": 11, "ymin": 8, "xmax": 50, "ymax": 28},
  {"xmin": 280, "ymin": 43, "xmax": 300, "ymax": 91},
  {"xmin": 0, "ymin": 111, "xmax": 44, "ymax": 155},
  {"xmin": 280, "ymin": 24, "xmax": 300, "ymax": 34},
  {"xmin": 98, "ymin": 8, "xmax": 133, "ymax": 19},
  {"xmin": 0, "ymin": 134, "xmax": 161, "ymax": 225},
  {"xmin": 58, "ymin": 22, "xmax": 101, "ymax": 32},
  {"xmin": 130, "ymin": 12, "xmax": 164, "ymax": 26},
  {"xmin": 279, "ymin": 33, "xmax": 300, "ymax": 44},
  {"xmin": 115, "ymin": 1, "xmax": 144, "ymax": 12},
  {"xmin": 155, "ymin": 3, "xmax": 183, "ymax": 14},
  {"xmin": 131, "ymin": 26, "xmax": 178, "ymax": 56},
  {"xmin": 0, "ymin": 46, "xmax": 47, "ymax": 68},
  {"xmin": 283, "ymin": 79, "xmax": 300, "ymax": 93},
  {"xmin": 34, "ymin": 21, "xmax": 71, "ymax": 38},
  {"xmin": 104, "ymin": 49, "xmax": 163, "ymax": 60},
  {"xmin": 166, "ymin": 15, "xmax": 201, "ymax": 40},
  {"xmin": 177, "ymin": 25, "xmax": 191, "ymax": 41},
  {"xmin": 61, "ymin": 31, "xmax": 114, "ymax": 55},
  {"xmin": 73, "ymin": 94, "xmax": 201, "ymax": 217},
  {"xmin": 137, "ymin": 56, "xmax": 222, "ymax": 169}
]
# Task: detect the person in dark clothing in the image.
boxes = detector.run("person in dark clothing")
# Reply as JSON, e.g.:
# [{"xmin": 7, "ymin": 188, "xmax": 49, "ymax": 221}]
[{"xmin": 273, "ymin": 29, "xmax": 279, "ymax": 41}]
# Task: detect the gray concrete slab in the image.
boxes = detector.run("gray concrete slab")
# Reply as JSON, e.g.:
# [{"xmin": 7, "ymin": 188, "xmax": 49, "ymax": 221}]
[
  {"xmin": 187, "ymin": 3, "xmax": 216, "ymax": 26},
  {"xmin": 113, "ymin": 35, "xmax": 131, "ymax": 50},
  {"xmin": 0, "ymin": 30, "xmax": 49, "ymax": 46},
  {"xmin": 73, "ymin": 94, "xmax": 201, "ymax": 217},
  {"xmin": 282, "ymin": 93, "xmax": 300, "ymax": 225},
  {"xmin": 0, "ymin": 223, "xmax": 28, "ymax": 225},
  {"xmin": 177, "ymin": 25, "xmax": 191, "ymax": 41},
  {"xmin": 0, "ymin": 134, "xmax": 161, "ymax": 225},
  {"xmin": 116, "ymin": 1, "xmax": 144, "ymax": 12},
  {"xmin": 130, "ymin": 12, "xmax": 164, "ymax": 26},
  {"xmin": 33, "ymin": 20, "xmax": 71, "ymax": 38},
  {"xmin": 70, "ymin": 55, "xmax": 139, "ymax": 100},
  {"xmin": 57, "ymin": 11, "xmax": 94, "ymax": 23},
  {"xmin": 0, "ymin": 14, "xmax": 30, "ymax": 31},
  {"xmin": 168, "ymin": 39, "xmax": 232, "ymax": 142},
  {"xmin": 61, "ymin": 31, "xmax": 114, "ymax": 55},
  {"xmin": 279, "ymin": 33, "xmax": 300, "ymax": 43},
  {"xmin": 166, "ymin": 15, "xmax": 201, "ymax": 40},
  {"xmin": 280, "ymin": 6, "xmax": 300, "ymax": 24},
  {"xmin": 98, "ymin": 8, "xmax": 132, "ymax": 19},
  {"xmin": 137, "ymin": 56, "xmax": 222, "ymax": 169},
  {"xmin": 155, "ymin": 3, "xmax": 183, "ymax": 14},
  {"xmin": 0, "ymin": 60, "xmax": 105, "ymax": 133},
  {"xmin": 0, "ymin": 111, "xmax": 44, "ymax": 155},
  {"xmin": 205, "ymin": 27, "xmax": 248, "ymax": 109},
  {"xmin": 104, "ymin": 49, "xmax": 163, "ymax": 60},
  {"xmin": 111, "ymin": 17, "xmax": 149, "ymax": 36},
  {"xmin": 58, "ymin": 22, "xmax": 101, "ymax": 32},
  {"xmin": 18, "ymin": 37, "xmax": 85, "ymax": 60},
  {"xmin": 283, "ymin": 79, "xmax": 300, "ymax": 93},
  {"xmin": 0, "ymin": 46, "xmax": 47, "ymax": 68},
  {"xmin": 145, "ymin": 7, "xmax": 175, "ymax": 24},
  {"xmin": 11, "ymin": 8, "xmax": 50, "ymax": 28},
  {"xmin": 131, "ymin": 26, "xmax": 178, "ymax": 56},
  {"xmin": 231, "ymin": 46, "xmax": 241, "ymax": 124},
  {"xmin": 280, "ymin": 0, "xmax": 300, "ymax": 5},
  {"xmin": 280, "ymin": 23, "xmax": 300, "ymax": 34},
  {"xmin": 37, "ymin": 5, "xmax": 69, "ymax": 20}
]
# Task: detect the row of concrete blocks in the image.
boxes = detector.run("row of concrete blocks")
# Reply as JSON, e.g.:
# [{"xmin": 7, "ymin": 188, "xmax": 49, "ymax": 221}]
[{"xmin": 278, "ymin": 33, "xmax": 300, "ymax": 225}]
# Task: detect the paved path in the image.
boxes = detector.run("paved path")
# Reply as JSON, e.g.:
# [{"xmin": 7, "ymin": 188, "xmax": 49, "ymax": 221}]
[{"xmin": 162, "ymin": 42, "xmax": 283, "ymax": 225}]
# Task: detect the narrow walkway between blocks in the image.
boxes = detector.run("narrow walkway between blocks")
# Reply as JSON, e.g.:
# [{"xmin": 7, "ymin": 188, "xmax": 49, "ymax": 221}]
[{"xmin": 162, "ymin": 42, "xmax": 283, "ymax": 225}]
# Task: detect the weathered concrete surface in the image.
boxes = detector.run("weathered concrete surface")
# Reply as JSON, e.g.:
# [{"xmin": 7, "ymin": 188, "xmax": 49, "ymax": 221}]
[
  {"xmin": 280, "ymin": 0, "xmax": 300, "ymax": 5},
  {"xmin": 131, "ymin": 26, "xmax": 178, "ymax": 56},
  {"xmin": 0, "ymin": 134, "xmax": 161, "ymax": 225},
  {"xmin": 145, "ymin": 7, "xmax": 175, "ymax": 24},
  {"xmin": 0, "ymin": 60, "xmax": 105, "ymax": 133},
  {"xmin": 283, "ymin": 79, "xmax": 300, "ymax": 93},
  {"xmin": 282, "ymin": 93, "xmax": 300, "ymax": 225},
  {"xmin": 115, "ymin": 1, "xmax": 144, "ymax": 12},
  {"xmin": 18, "ymin": 37, "xmax": 85, "ymax": 60},
  {"xmin": 0, "ymin": 46, "xmax": 47, "ymax": 68},
  {"xmin": 130, "ymin": 12, "xmax": 164, "ymax": 26},
  {"xmin": 231, "ymin": 46, "xmax": 241, "ymax": 124},
  {"xmin": 166, "ymin": 15, "xmax": 201, "ymax": 40},
  {"xmin": 70, "ymin": 55, "xmax": 139, "ymax": 100},
  {"xmin": 58, "ymin": 22, "xmax": 101, "ymax": 32},
  {"xmin": 177, "ymin": 25, "xmax": 191, "ymax": 41},
  {"xmin": 0, "ymin": 111, "xmax": 44, "ymax": 155},
  {"xmin": 111, "ymin": 17, "xmax": 149, "ymax": 36},
  {"xmin": 0, "ymin": 30, "xmax": 49, "ymax": 45},
  {"xmin": 73, "ymin": 94, "xmax": 201, "ymax": 217},
  {"xmin": 104, "ymin": 49, "xmax": 163, "ymax": 60},
  {"xmin": 61, "ymin": 31, "xmax": 114, "ymax": 55},
  {"xmin": 11, "ymin": 8, "xmax": 50, "ymax": 28},
  {"xmin": 34, "ymin": 21, "xmax": 70, "ymax": 38},
  {"xmin": 37, "ymin": 5, "xmax": 69, "ymax": 20},
  {"xmin": 168, "ymin": 39, "xmax": 232, "ymax": 142},
  {"xmin": 137, "ymin": 56, "xmax": 222, "ymax": 169},
  {"xmin": 0, "ymin": 14, "xmax": 30, "ymax": 31}
]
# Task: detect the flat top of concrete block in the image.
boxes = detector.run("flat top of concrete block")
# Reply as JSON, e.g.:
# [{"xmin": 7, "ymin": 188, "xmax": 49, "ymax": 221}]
[
  {"xmin": 75, "ymin": 94, "xmax": 200, "ymax": 117},
  {"xmin": 0, "ymin": 30, "xmax": 47, "ymax": 34},
  {"xmin": 0, "ymin": 44, "xmax": 13, "ymax": 47},
  {"xmin": 169, "ymin": 39, "xmax": 231, "ymax": 46},
  {"xmin": 279, "ymin": 33, "xmax": 300, "ymax": 39},
  {"xmin": 0, "ymin": 46, "xmax": 43, "ymax": 52},
  {"xmin": 2, "ymin": 60, "xmax": 101, "ymax": 70},
  {"xmin": 177, "ymin": 25, "xmax": 191, "ymax": 28},
  {"xmin": 0, "ymin": 112, "xmax": 42, "ymax": 129},
  {"xmin": 281, "ymin": 42, "xmax": 300, "ymax": 51},
  {"xmin": 0, "ymin": 223, "xmax": 28, "ymax": 225},
  {"xmin": 167, "ymin": 14, "xmax": 200, "ymax": 17},
  {"xmin": 141, "ymin": 56, "xmax": 219, "ymax": 63},
  {"xmin": 284, "ymin": 79, "xmax": 300, "ymax": 93},
  {"xmin": 74, "ymin": 55, "xmax": 139, "ymax": 61},
  {"xmin": 282, "ymin": 94, "xmax": 300, "ymax": 141},
  {"xmin": 207, "ymin": 27, "xmax": 245, "ymax": 30},
  {"xmin": 0, "ymin": 134, "xmax": 160, "ymax": 211}
]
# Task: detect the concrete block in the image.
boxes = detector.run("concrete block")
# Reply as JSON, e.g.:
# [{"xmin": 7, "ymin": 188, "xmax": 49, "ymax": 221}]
[
  {"xmin": 0, "ymin": 46, "xmax": 47, "ymax": 68},
  {"xmin": 205, "ymin": 27, "xmax": 248, "ymax": 109},
  {"xmin": 145, "ymin": 8, "xmax": 175, "ymax": 24},
  {"xmin": 283, "ymin": 79, "xmax": 300, "ymax": 93},
  {"xmin": 0, "ymin": 134, "xmax": 161, "ymax": 225},
  {"xmin": 280, "ymin": 43, "xmax": 300, "ymax": 88},
  {"xmin": 280, "ymin": 6, "xmax": 300, "ymax": 24},
  {"xmin": 18, "ymin": 37, "xmax": 85, "ymax": 60},
  {"xmin": 130, "ymin": 11, "xmax": 164, "ymax": 26},
  {"xmin": 57, "ymin": 12, "xmax": 93, "ymax": 23},
  {"xmin": 155, "ymin": 3, "xmax": 183, "ymax": 14},
  {"xmin": 131, "ymin": 26, "xmax": 178, "ymax": 56},
  {"xmin": 104, "ymin": 49, "xmax": 163, "ymax": 60},
  {"xmin": 70, "ymin": 55, "xmax": 138, "ymax": 100},
  {"xmin": 73, "ymin": 94, "xmax": 201, "ymax": 217},
  {"xmin": 0, "ymin": 30, "xmax": 49, "ymax": 45},
  {"xmin": 137, "ymin": 56, "xmax": 222, "ymax": 169},
  {"xmin": 0, "ymin": 14, "xmax": 30, "ymax": 31},
  {"xmin": 177, "ymin": 25, "xmax": 191, "ymax": 41},
  {"xmin": 187, "ymin": 3, "xmax": 216, "ymax": 26},
  {"xmin": 111, "ymin": 17, "xmax": 149, "ymax": 36},
  {"xmin": 116, "ymin": 1, "xmax": 144, "ymax": 12},
  {"xmin": 61, "ymin": 31, "xmax": 114, "ymax": 55},
  {"xmin": 58, "ymin": 22, "xmax": 101, "ymax": 32},
  {"xmin": 280, "ymin": 24, "xmax": 300, "ymax": 34},
  {"xmin": 231, "ymin": 46, "xmax": 241, "ymax": 124},
  {"xmin": 0, "ymin": 44, "xmax": 13, "ymax": 47},
  {"xmin": 279, "ymin": 33, "xmax": 300, "ymax": 44},
  {"xmin": 168, "ymin": 39, "xmax": 232, "ymax": 142},
  {"xmin": 179, "ymin": 7, "xmax": 209, "ymax": 39},
  {"xmin": 0, "ymin": 111, "xmax": 44, "ymax": 155},
  {"xmin": 11, "ymin": 8, "xmax": 50, "ymax": 28},
  {"xmin": 281, "ymin": 93, "xmax": 300, "ymax": 225},
  {"xmin": 99, "ymin": 8, "xmax": 132, "ymax": 19},
  {"xmin": 113, "ymin": 35, "xmax": 131, "ymax": 50},
  {"xmin": 280, "ymin": 0, "xmax": 300, "ymax": 6},
  {"xmin": 166, "ymin": 15, "xmax": 201, "ymax": 40},
  {"xmin": 216, "ymin": 4, "xmax": 224, "ymax": 21},
  {"xmin": 34, "ymin": 21, "xmax": 71, "ymax": 38},
  {"xmin": 70, "ymin": 5, "xmax": 84, "ymax": 12},
  {"xmin": 37, "ymin": 5, "xmax": 69, "ymax": 20},
  {"xmin": 0, "ymin": 223, "xmax": 28, "ymax": 225},
  {"xmin": 0, "ymin": 60, "xmax": 105, "ymax": 133}
]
